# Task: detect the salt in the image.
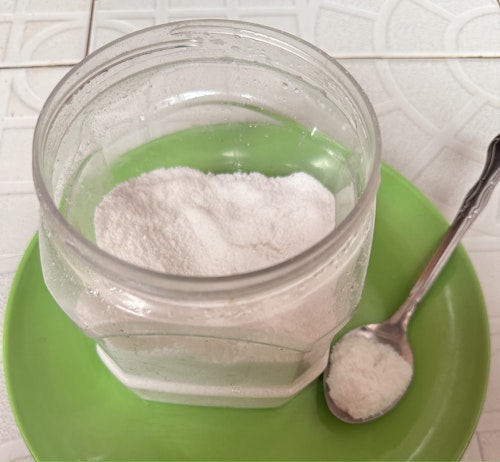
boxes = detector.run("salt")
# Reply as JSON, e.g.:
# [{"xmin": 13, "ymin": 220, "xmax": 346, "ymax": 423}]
[
  {"xmin": 325, "ymin": 334, "xmax": 413, "ymax": 420},
  {"xmin": 94, "ymin": 167, "xmax": 336, "ymax": 276}
]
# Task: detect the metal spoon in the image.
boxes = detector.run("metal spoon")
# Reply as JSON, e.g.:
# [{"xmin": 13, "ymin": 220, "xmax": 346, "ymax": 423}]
[{"xmin": 323, "ymin": 134, "xmax": 500, "ymax": 423}]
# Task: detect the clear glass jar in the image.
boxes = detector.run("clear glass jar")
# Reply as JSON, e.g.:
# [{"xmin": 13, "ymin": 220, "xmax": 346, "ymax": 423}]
[{"xmin": 33, "ymin": 20, "xmax": 381, "ymax": 407}]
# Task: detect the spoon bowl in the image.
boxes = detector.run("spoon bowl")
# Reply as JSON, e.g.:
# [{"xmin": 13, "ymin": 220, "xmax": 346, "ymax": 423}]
[
  {"xmin": 323, "ymin": 323, "xmax": 413, "ymax": 423},
  {"xmin": 324, "ymin": 134, "xmax": 500, "ymax": 423}
]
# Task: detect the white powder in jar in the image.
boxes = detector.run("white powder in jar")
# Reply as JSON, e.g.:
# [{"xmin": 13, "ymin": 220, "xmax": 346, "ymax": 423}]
[
  {"xmin": 94, "ymin": 167, "xmax": 336, "ymax": 276},
  {"xmin": 325, "ymin": 334, "xmax": 413, "ymax": 420}
]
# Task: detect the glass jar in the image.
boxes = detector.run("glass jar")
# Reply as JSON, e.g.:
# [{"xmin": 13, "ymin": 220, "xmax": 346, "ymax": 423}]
[{"xmin": 33, "ymin": 20, "xmax": 381, "ymax": 407}]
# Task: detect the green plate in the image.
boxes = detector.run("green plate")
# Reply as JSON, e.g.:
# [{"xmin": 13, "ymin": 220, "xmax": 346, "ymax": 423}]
[{"xmin": 4, "ymin": 164, "xmax": 490, "ymax": 461}]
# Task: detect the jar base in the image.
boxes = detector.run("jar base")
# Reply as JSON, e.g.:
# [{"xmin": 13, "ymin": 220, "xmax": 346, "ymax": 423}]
[{"xmin": 96, "ymin": 345, "xmax": 328, "ymax": 408}]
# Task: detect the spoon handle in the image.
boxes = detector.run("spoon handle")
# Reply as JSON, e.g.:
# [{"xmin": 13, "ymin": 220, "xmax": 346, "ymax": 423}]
[{"xmin": 392, "ymin": 134, "xmax": 500, "ymax": 328}]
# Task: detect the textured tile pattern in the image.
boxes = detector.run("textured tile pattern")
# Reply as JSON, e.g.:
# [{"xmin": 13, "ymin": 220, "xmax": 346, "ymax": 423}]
[
  {"xmin": 339, "ymin": 58, "xmax": 500, "ymax": 236},
  {"xmin": 315, "ymin": 0, "xmax": 500, "ymax": 57},
  {"xmin": 0, "ymin": 67, "xmax": 70, "ymax": 273},
  {"xmin": 0, "ymin": 0, "xmax": 90, "ymax": 66},
  {"xmin": 1, "ymin": 1, "xmax": 499, "ymax": 460}
]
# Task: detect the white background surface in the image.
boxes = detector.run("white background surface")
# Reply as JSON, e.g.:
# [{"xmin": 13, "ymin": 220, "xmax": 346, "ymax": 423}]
[{"xmin": 1, "ymin": 1, "xmax": 499, "ymax": 460}]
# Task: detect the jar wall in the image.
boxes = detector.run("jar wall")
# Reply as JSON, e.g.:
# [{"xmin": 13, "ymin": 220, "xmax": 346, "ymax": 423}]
[{"xmin": 33, "ymin": 20, "xmax": 380, "ymax": 407}]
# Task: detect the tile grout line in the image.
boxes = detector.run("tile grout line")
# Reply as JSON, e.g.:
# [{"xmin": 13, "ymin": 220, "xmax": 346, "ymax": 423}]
[
  {"xmin": 1, "ymin": 55, "xmax": 497, "ymax": 72},
  {"xmin": 333, "ymin": 53, "xmax": 500, "ymax": 59},
  {"xmin": 0, "ymin": 62, "xmax": 78, "ymax": 70},
  {"xmin": 85, "ymin": 0, "xmax": 97, "ymax": 57}
]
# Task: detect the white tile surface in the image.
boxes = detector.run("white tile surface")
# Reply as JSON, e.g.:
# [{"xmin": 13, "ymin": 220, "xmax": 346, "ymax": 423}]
[
  {"xmin": 0, "ymin": 0, "xmax": 90, "ymax": 66},
  {"xmin": 90, "ymin": 0, "xmax": 500, "ymax": 56},
  {"xmin": 1, "ymin": 1, "xmax": 500, "ymax": 460},
  {"xmin": 0, "ymin": 66, "xmax": 71, "ymax": 273},
  {"xmin": 339, "ymin": 58, "xmax": 500, "ymax": 230},
  {"xmin": 316, "ymin": 0, "xmax": 500, "ymax": 57}
]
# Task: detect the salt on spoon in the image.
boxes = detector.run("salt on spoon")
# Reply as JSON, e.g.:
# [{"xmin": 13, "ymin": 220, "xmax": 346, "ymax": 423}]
[{"xmin": 324, "ymin": 133, "xmax": 500, "ymax": 423}]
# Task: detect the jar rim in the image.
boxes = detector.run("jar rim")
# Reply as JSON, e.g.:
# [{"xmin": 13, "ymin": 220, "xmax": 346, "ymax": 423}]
[{"xmin": 32, "ymin": 19, "xmax": 381, "ymax": 297}]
